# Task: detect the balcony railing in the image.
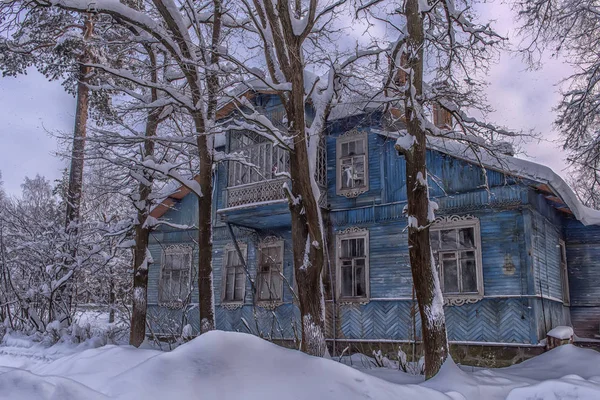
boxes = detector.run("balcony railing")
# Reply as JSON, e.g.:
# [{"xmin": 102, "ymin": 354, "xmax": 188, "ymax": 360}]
[
  {"xmin": 225, "ymin": 178, "xmax": 327, "ymax": 209},
  {"xmin": 226, "ymin": 178, "xmax": 288, "ymax": 208}
]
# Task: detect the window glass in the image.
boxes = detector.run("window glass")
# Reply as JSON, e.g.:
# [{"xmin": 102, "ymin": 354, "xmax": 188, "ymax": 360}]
[
  {"xmin": 460, "ymin": 251, "xmax": 477, "ymax": 292},
  {"xmin": 440, "ymin": 229, "xmax": 456, "ymax": 250},
  {"xmin": 458, "ymin": 228, "xmax": 474, "ymax": 249},
  {"xmin": 430, "ymin": 219, "xmax": 481, "ymax": 296},
  {"xmin": 338, "ymin": 135, "xmax": 367, "ymax": 193},
  {"xmin": 442, "ymin": 253, "xmax": 459, "ymax": 293},
  {"xmin": 224, "ymin": 249, "xmax": 246, "ymax": 302},
  {"xmin": 160, "ymin": 247, "xmax": 192, "ymax": 303},
  {"xmin": 339, "ymin": 235, "xmax": 368, "ymax": 299},
  {"xmin": 257, "ymin": 243, "xmax": 284, "ymax": 302}
]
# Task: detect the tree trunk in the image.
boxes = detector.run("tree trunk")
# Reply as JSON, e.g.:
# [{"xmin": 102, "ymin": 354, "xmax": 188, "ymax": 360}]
[
  {"xmin": 402, "ymin": 0, "xmax": 448, "ymax": 378},
  {"xmin": 287, "ymin": 55, "xmax": 327, "ymax": 357},
  {"xmin": 58, "ymin": 16, "xmax": 93, "ymax": 323},
  {"xmin": 196, "ymin": 132, "xmax": 215, "ymax": 333},
  {"xmin": 129, "ymin": 47, "xmax": 160, "ymax": 347}
]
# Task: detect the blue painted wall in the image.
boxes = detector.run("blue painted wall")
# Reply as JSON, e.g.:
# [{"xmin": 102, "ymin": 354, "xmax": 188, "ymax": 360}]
[{"xmin": 146, "ymin": 108, "xmax": 600, "ymax": 345}]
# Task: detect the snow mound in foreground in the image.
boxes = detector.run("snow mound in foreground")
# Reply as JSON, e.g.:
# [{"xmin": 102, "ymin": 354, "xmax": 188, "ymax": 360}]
[
  {"xmin": 0, "ymin": 367, "xmax": 108, "ymax": 400},
  {"xmin": 106, "ymin": 331, "xmax": 449, "ymax": 400}
]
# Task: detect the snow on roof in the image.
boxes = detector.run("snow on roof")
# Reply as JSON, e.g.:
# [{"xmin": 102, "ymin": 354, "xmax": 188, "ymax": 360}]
[{"xmin": 378, "ymin": 130, "xmax": 600, "ymax": 226}]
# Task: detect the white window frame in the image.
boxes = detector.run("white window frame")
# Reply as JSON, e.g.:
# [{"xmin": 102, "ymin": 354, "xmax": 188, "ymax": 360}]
[
  {"xmin": 430, "ymin": 216, "xmax": 484, "ymax": 301},
  {"xmin": 221, "ymin": 244, "xmax": 247, "ymax": 304},
  {"xmin": 257, "ymin": 239, "xmax": 285, "ymax": 304},
  {"xmin": 336, "ymin": 130, "xmax": 369, "ymax": 198},
  {"xmin": 336, "ymin": 227, "xmax": 370, "ymax": 301},
  {"xmin": 159, "ymin": 245, "xmax": 193, "ymax": 304},
  {"xmin": 559, "ymin": 239, "xmax": 570, "ymax": 306}
]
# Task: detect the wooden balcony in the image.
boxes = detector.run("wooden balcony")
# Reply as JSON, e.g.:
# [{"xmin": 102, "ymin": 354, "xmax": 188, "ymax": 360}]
[{"xmin": 226, "ymin": 177, "xmax": 287, "ymax": 208}]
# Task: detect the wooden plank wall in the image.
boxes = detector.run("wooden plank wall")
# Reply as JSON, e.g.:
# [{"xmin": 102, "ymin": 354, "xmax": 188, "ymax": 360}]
[{"xmin": 565, "ymin": 219, "xmax": 600, "ymax": 338}]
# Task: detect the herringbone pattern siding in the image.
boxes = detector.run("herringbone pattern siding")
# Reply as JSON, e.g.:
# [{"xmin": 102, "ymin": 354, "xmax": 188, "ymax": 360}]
[{"xmin": 338, "ymin": 298, "xmax": 531, "ymax": 343}]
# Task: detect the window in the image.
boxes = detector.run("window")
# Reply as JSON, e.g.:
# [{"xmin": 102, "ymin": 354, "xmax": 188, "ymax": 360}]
[
  {"xmin": 430, "ymin": 216, "xmax": 483, "ymax": 297},
  {"xmin": 159, "ymin": 246, "xmax": 192, "ymax": 303},
  {"xmin": 559, "ymin": 240, "xmax": 570, "ymax": 305},
  {"xmin": 228, "ymin": 131, "xmax": 289, "ymax": 187},
  {"xmin": 257, "ymin": 240, "xmax": 284, "ymax": 302},
  {"xmin": 337, "ymin": 229, "xmax": 369, "ymax": 300},
  {"xmin": 432, "ymin": 103, "xmax": 452, "ymax": 129},
  {"xmin": 336, "ymin": 131, "xmax": 368, "ymax": 197},
  {"xmin": 222, "ymin": 245, "xmax": 247, "ymax": 303}
]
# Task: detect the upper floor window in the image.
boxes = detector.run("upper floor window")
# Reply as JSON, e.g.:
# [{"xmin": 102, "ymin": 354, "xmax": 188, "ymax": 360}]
[
  {"xmin": 559, "ymin": 240, "xmax": 570, "ymax": 305},
  {"xmin": 222, "ymin": 244, "xmax": 247, "ymax": 303},
  {"xmin": 336, "ymin": 130, "xmax": 369, "ymax": 197},
  {"xmin": 228, "ymin": 131, "xmax": 289, "ymax": 187},
  {"xmin": 337, "ymin": 228, "xmax": 369, "ymax": 300},
  {"xmin": 257, "ymin": 239, "xmax": 284, "ymax": 302},
  {"xmin": 430, "ymin": 216, "xmax": 483, "ymax": 298},
  {"xmin": 159, "ymin": 245, "xmax": 193, "ymax": 303}
]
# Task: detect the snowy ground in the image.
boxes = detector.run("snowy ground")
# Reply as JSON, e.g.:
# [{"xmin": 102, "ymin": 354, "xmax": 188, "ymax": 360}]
[{"xmin": 1, "ymin": 331, "xmax": 600, "ymax": 400}]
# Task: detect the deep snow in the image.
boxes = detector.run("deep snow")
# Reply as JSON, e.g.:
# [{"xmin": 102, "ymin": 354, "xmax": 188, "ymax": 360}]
[{"xmin": 1, "ymin": 331, "xmax": 600, "ymax": 400}]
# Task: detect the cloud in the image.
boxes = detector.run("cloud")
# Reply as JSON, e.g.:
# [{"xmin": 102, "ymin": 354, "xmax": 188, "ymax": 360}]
[{"xmin": 0, "ymin": 68, "xmax": 75, "ymax": 195}]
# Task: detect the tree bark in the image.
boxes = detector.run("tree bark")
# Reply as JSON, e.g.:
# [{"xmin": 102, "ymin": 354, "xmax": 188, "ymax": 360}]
[
  {"xmin": 58, "ymin": 16, "xmax": 93, "ymax": 323},
  {"xmin": 401, "ymin": 0, "xmax": 449, "ymax": 378},
  {"xmin": 196, "ymin": 134, "xmax": 215, "ymax": 333},
  {"xmin": 65, "ymin": 16, "xmax": 93, "ymax": 230},
  {"xmin": 286, "ymin": 48, "xmax": 327, "ymax": 357},
  {"xmin": 129, "ymin": 47, "xmax": 159, "ymax": 347}
]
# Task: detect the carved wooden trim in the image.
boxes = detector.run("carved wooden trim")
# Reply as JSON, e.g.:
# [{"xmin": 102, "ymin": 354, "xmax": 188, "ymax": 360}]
[
  {"xmin": 433, "ymin": 214, "xmax": 478, "ymax": 226},
  {"xmin": 340, "ymin": 128, "xmax": 364, "ymax": 138},
  {"xmin": 221, "ymin": 302, "xmax": 244, "ymax": 310},
  {"xmin": 337, "ymin": 226, "xmax": 368, "ymax": 235},
  {"xmin": 340, "ymin": 188, "xmax": 368, "ymax": 198},
  {"xmin": 259, "ymin": 235, "xmax": 283, "ymax": 245},
  {"xmin": 164, "ymin": 244, "xmax": 193, "ymax": 254},
  {"xmin": 444, "ymin": 296, "xmax": 483, "ymax": 306},
  {"xmin": 257, "ymin": 301, "xmax": 282, "ymax": 310}
]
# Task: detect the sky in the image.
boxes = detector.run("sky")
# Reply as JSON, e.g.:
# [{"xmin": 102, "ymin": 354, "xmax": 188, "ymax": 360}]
[{"xmin": 0, "ymin": 2, "xmax": 574, "ymax": 196}]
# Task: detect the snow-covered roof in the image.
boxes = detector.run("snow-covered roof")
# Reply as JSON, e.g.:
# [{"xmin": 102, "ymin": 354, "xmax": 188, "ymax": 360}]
[{"xmin": 379, "ymin": 130, "xmax": 600, "ymax": 226}]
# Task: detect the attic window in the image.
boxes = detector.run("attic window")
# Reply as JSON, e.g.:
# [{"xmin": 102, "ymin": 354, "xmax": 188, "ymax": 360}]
[
  {"xmin": 432, "ymin": 103, "xmax": 452, "ymax": 129},
  {"xmin": 430, "ymin": 216, "xmax": 483, "ymax": 300},
  {"xmin": 336, "ymin": 130, "xmax": 369, "ymax": 198}
]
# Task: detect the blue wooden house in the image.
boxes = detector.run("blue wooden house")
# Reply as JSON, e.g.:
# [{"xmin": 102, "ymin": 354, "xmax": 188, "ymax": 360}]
[{"xmin": 145, "ymin": 90, "xmax": 600, "ymax": 358}]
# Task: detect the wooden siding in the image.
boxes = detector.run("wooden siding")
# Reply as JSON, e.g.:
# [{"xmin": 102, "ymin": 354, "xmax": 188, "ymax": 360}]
[
  {"xmin": 337, "ymin": 298, "xmax": 532, "ymax": 343},
  {"xmin": 145, "ymin": 112, "xmax": 600, "ymax": 345},
  {"xmin": 530, "ymin": 211, "xmax": 564, "ymax": 301},
  {"xmin": 565, "ymin": 220, "xmax": 600, "ymax": 307},
  {"xmin": 530, "ymin": 298, "xmax": 571, "ymax": 341}
]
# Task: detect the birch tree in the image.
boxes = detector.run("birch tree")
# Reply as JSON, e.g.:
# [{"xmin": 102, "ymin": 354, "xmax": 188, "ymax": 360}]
[{"xmin": 514, "ymin": 0, "xmax": 600, "ymax": 208}]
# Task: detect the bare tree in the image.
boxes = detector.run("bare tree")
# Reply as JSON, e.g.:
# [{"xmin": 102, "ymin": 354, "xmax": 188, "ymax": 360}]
[
  {"xmin": 356, "ymin": 0, "xmax": 516, "ymax": 376},
  {"xmin": 514, "ymin": 0, "xmax": 600, "ymax": 207},
  {"xmin": 233, "ymin": 0, "xmax": 386, "ymax": 356}
]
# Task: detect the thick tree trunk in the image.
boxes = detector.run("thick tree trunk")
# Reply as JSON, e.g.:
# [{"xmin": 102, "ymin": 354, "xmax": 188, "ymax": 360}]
[
  {"xmin": 129, "ymin": 48, "xmax": 159, "ymax": 347},
  {"xmin": 287, "ymin": 57, "xmax": 327, "ymax": 357},
  {"xmin": 401, "ymin": 0, "xmax": 448, "ymax": 378}
]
